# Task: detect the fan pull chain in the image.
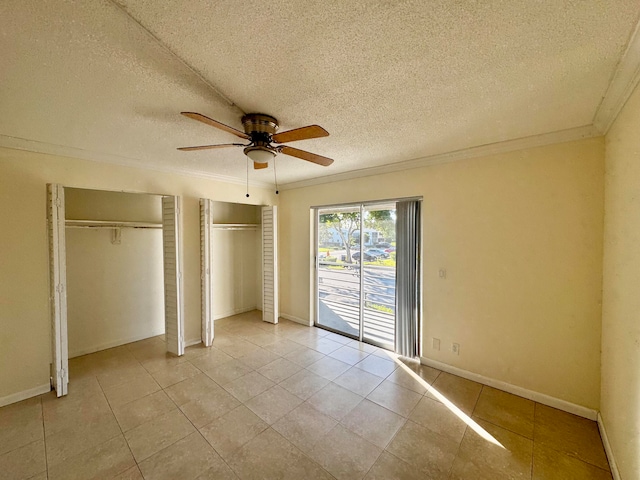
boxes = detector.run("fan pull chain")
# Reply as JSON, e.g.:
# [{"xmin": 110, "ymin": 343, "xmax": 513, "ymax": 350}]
[
  {"xmin": 245, "ymin": 157, "xmax": 250, "ymax": 198},
  {"xmin": 273, "ymin": 157, "xmax": 279, "ymax": 194}
]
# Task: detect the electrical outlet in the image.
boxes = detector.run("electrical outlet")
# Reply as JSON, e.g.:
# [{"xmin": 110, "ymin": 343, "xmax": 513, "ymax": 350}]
[
  {"xmin": 439, "ymin": 269, "xmax": 447, "ymax": 279},
  {"xmin": 432, "ymin": 338, "xmax": 440, "ymax": 350},
  {"xmin": 452, "ymin": 343, "xmax": 460, "ymax": 355}
]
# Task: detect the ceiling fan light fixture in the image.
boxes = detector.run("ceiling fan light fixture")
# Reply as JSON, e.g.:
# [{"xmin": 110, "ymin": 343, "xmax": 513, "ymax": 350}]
[{"xmin": 244, "ymin": 146, "xmax": 276, "ymax": 164}]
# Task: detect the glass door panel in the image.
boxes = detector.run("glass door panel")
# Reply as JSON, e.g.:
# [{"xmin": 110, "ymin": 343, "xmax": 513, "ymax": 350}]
[
  {"xmin": 362, "ymin": 205, "xmax": 396, "ymax": 349},
  {"xmin": 316, "ymin": 206, "xmax": 361, "ymax": 339}
]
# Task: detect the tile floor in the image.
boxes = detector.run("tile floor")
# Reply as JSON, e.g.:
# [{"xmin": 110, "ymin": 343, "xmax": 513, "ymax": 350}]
[{"xmin": 1, "ymin": 311, "xmax": 612, "ymax": 479}]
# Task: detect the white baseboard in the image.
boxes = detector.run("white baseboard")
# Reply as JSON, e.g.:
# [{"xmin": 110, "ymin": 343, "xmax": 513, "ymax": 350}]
[
  {"xmin": 0, "ymin": 383, "xmax": 51, "ymax": 408},
  {"xmin": 69, "ymin": 328, "xmax": 166, "ymax": 358},
  {"xmin": 280, "ymin": 313, "xmax": 312, "ymax": 326},
  {"xmin": 597, "ymin": 413, "xmax": 621, "ymax": 480},
  {"xmin": 420, "ymin": 356, "xmax": 598, "ymax": 421},
  {"xmin": 213, "ymin": 306, "xmax": 258, "ymax": 321}
]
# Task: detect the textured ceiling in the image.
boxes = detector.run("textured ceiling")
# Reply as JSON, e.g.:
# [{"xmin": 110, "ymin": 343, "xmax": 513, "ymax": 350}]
[{"xmin": 1, "ymin": 1, "xmax": 639, "ymax": 187}]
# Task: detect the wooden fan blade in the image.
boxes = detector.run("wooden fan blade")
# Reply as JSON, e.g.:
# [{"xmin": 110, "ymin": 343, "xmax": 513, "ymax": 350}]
[
  {"xmin": 272, "ymin": 125, "xmax": 329, "ymax": 144},
  {"xmin": 253, "ymin": 162, "xmax": 268, "ymax": 170},
  {"xmin": 181, "ymin": 112, "xmax": 249, "ymax": 139},
  {"xmin": 177, "ymin": 143, "xmax": 244, "ymax": 151},
  {"xmin": 280, "ymin": 146, "xmax": 333, "ymax": 166}
]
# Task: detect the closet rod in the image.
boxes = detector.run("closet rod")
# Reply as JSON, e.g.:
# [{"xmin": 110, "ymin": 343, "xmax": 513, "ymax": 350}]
[
  {"xmin": 65, "ymin": 220, "xmax": 162, "ymax": 229},
  {"xmin": 211, "ymin": 223, "xmax": 259, "ymax": 231}
]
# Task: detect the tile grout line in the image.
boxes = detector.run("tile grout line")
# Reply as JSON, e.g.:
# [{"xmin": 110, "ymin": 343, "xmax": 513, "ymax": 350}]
[
  {"xmin": 533, "ymin": 401, "xmax": 612, "ymax": 473},
  {"xmin": 39, "ymin": 396, "xmax": 49, "ymax": 480},
  {"xmin": 205, "ymin": 322, "xmax": 379, "ymax": 479},
  {"xmin": 532, "ymin": 401, "xmax": 539, "ymax": 479},
  {"xmin": 530, "ymin": 401, "xmax": 536, "ymax": 480},
  {"xmin": 442, "ymin": 374, "xmax": 478, "ymax": 479},
  {"xmin": 94, "ymin": 367, "xmax": 144, "ymax": 478},
  {"xmin": 161, "ymin": 369, "xmax": 242, "ymax": 480},
  {"xmin": 265, "ymin": 425, "xmax": 339, "ymax": 480}
]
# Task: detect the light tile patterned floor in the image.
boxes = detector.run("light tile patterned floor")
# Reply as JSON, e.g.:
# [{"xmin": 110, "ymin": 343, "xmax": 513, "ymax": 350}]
[{"xmin": 0, "ymin": 310, "xmax": 612, "ymax": 479}]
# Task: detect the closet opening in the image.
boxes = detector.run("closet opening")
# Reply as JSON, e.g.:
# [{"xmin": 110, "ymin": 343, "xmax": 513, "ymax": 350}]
[
  {"xmin": 199, "ymin": 200, "xmax": 278, "ymax": 346},
  {"xmin": 65, "ymin": 188, "xmax": 165, "ymax": 359},
  {"xmin": 48, "ymin": 184, "xmax": 185, "ymax": 397}
]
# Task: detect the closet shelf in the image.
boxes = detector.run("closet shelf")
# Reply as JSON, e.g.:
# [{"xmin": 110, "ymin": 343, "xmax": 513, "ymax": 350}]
[
  {"xmin": 65, "ymin": 220, "xmax": 162, "ymax": 229},
  {"xmin": 211, "ymin": 223, "xmax": 259, "ymax": 231}
]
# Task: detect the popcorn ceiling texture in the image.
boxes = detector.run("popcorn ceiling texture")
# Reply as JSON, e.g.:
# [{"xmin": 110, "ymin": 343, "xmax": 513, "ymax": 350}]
[{"xmin": 0, "ymin": 0, "xmax": 638, "ymax": 184}]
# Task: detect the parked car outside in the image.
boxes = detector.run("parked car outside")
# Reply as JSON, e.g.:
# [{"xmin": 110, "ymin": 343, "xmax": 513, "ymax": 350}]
[
  {"xmin": 375, "ymin": 242, "xmax": 392, "ymax": 248},
  {"xmin": 352, "ymin": 251, "xmax": 378, "ymax": 262},
  {"xmin": 365, "ymin": 248, "xmax": 390, "ymax": 259}
]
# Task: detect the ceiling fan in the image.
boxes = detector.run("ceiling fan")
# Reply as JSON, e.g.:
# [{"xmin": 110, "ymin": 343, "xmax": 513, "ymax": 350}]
[{"xmin": 178, "ymin": 112, "xmax": 334, "ymax": 170}]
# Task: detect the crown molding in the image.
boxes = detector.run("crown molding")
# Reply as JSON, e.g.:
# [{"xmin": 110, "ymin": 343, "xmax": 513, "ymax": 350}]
[
  {"xmin": 593, "ymin": 18, "xmax": 640, "ymax": 134},
  {"xmin": 0, "ymin": 122, "xmax": 600, "ymax": 194},
  {"xmin": 280, "ymin": 124, "xmax": 600, "ymax": 191},
  {"xmin": 0, "ymin": 134, "xmax": 273, "ymax": 189}
]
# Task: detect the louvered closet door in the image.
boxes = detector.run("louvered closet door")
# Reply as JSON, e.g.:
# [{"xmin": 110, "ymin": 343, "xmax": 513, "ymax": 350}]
[
  {"xmin": 47, "ymin": 184, "xmax": 68, "ymax": 397},
  {"xmin": 262, "ymin": 206, "xmax": 279, "ymax": 324},
  {"xmin": 162, "ymin": 196, "xmax": 185, "ymax": 355},
  {"xmin": 200, "ymin": 198, "xmax": 214, "ymax": 346}
]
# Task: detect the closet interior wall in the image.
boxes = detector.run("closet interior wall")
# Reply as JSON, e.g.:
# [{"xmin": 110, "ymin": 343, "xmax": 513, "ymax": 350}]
[
  {"xmin": 65, "ymin": 188, "xmax": 164, "ymax": 357},
  {"xmin": 210, "ymin": 201, "xmax": 262, "ymax": 321}
]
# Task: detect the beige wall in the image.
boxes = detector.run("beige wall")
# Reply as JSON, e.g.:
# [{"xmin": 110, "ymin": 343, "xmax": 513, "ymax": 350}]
[
  {"xmin": 66, "ymin": 189, "xmax": 165, "ymax": 357},
  {"xmin": 66, "ymin": 228, "xmax": 165, "ymax": 357},
  {"xmin": 209, "ymin": 202, "xmax": 262, "ymax": 319},
  {"xmin": 279, "ymin": 138, "xmax": 604, "ymax": 409},
  {"xmin": 0, "ymin": 147, "xmax": 276, "ymax": 401},
  {"xmin": 211, "ymin": 229, "xmax": 260, "ymax": 319},
  {"xmin": 602, "ymin": 82, "xmax": 640, "ymax": 479},
  {"xmin": 65, "ymin": 188, "xmax": 162, "ymax": 223}
]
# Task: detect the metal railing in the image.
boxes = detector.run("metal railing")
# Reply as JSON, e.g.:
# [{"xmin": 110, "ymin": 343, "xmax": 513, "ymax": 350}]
[{"xmin": 317, "ymin": 260, "xmax": 395, "ymax": 346}]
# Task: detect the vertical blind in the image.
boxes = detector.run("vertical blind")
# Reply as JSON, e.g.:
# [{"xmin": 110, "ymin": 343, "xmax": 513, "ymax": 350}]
[{"xmin": 395, "ymin": 200, "xmax": 421, "ymax": 358}]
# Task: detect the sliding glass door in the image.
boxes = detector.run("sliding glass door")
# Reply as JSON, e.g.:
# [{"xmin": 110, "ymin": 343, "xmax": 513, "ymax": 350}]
[{"xmin": 315, "ymin": 202, "xmax": 397, "ymax": 350}]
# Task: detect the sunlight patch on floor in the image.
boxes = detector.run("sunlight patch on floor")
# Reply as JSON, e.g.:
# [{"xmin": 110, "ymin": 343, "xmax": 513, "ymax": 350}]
[{"xmin": 383, "ymin": 351, "xmax": 506, "ymax": 449}]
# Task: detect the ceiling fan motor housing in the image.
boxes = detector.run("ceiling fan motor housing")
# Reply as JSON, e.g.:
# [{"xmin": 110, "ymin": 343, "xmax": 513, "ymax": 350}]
[
  {"xmin": 242, "ymin": 114, "xmax": 280, "ymax": 162},
  {"xmin": 242, "ymin": 113, "xmax": 278, "ymax": 136}
]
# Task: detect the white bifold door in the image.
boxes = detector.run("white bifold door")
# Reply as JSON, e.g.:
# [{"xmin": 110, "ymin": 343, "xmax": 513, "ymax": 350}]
[
  {"xmin": 262, "ymin": 206, "xmax": 279, "ymax": 324},
  {"xmin": 199, "ymin": 198, "xmax": 214, "ymax": 346},
  {"xmin": 47, "ymin": 184, "xmax": 68, "ymax": 397},
  {"xmin": 162, "ymin": 195, "xmax": 185, "ymax": 356},
  {"xmin": 199, "ymin": 202, "xmax": 279, "ymax": 333}
]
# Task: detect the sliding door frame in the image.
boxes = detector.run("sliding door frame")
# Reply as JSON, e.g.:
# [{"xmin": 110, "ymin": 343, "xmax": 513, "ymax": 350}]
[{"xmin": 313, "ymin": 196, "xmax": 422, "ymax": 349}]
